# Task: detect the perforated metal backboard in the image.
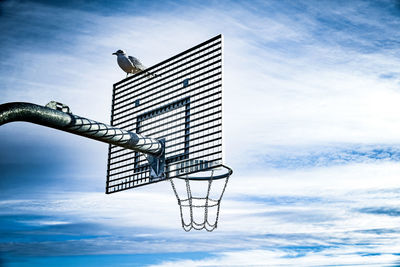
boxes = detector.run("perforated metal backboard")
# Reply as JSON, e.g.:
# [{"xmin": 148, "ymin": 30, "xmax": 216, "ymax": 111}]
[{"xmin": 106, "ymin": 35, "xmax": 223, "ymax": 193}]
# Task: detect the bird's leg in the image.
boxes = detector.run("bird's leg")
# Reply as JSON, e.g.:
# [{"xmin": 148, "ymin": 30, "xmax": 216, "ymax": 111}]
[{"xmin": 146, "ymin": 71, "xmax": 159, "ymax": 78}]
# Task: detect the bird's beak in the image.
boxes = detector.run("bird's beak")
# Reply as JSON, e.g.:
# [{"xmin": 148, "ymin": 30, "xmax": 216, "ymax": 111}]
[{"xmin": 112, "ymin": 52, "xmax": 117, "ymax": 55}]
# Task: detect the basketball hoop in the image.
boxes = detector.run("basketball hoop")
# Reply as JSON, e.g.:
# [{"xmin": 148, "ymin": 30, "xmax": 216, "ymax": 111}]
[
  {"xmin": 170, "ymin": 165, "xmax": 233, "ymax": 232},
  {"xmin": 0, "ymin": 35, "xmax": 233, "ymax": 232}
]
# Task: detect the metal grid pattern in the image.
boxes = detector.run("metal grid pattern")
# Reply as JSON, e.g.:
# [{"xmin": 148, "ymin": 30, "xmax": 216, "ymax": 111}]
[{"xmin": 106, "ymin": 34, "xmax": 223, "ymax": 193}]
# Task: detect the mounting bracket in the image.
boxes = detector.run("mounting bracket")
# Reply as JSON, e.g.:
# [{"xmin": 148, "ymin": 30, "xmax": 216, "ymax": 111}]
[{"xmin": 145, "ymin": 138, "xmax": 166, "ymax": 181}]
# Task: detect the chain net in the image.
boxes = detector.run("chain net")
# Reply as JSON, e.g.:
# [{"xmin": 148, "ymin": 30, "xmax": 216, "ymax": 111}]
[{"xmin": 170, "ymin": 170, "xmax": 230, "ymax": 232}]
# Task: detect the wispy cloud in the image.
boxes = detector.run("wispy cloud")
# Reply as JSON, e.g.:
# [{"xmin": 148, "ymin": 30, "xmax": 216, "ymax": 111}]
[
  {"xmin": 253, "ymin": 144, "xmax": 400, "ymax": 170},
  {"xmin": 2, "ymin": 163, "xmax": 400, "ymax": 266},
  {"xmin": 2, "ymin": 0, "xmax": 400, "ymax": 266}
]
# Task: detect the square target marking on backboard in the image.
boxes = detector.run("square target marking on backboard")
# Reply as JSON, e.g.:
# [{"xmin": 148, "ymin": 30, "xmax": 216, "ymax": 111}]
[{"xmin": 106, "ymin": 34, "xmax": 223, "ymax": 194}]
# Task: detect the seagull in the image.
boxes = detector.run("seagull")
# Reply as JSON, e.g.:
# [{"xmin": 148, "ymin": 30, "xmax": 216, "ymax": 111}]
[{"xmin": 112, "ymin": 50, "xmax": 155, "ymax": 78}]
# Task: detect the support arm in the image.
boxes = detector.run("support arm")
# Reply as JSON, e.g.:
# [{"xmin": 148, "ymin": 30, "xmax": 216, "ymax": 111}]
[{"xmin": 0, "ymin": 102, "xmax": 163, "ymax": 156}]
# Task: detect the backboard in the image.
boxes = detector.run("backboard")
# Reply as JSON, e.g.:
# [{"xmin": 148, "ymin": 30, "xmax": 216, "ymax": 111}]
[{"xmin": 106, "ymin": 34, "xmax": 223, "ymax": 194}]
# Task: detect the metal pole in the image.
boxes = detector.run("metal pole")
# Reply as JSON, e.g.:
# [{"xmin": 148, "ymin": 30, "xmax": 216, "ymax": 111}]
[{"xmin": 0, "ymin": 102, "xmax": 163, "ymax": 156}]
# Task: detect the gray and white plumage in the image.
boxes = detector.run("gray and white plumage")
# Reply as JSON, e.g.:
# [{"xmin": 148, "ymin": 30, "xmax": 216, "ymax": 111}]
[{"xmin": 112, "ymin": 50, "xmax": 146, "ymax": 77}]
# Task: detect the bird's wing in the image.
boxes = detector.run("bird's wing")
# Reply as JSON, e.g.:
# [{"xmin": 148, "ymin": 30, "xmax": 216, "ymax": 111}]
[{"xmin": 128, "ymin": 56, "xmax": 146, "ymax": 70}]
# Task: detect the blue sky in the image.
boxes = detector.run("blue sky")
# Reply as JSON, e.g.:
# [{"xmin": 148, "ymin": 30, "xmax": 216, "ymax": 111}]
[{"xmin": 2, "ymin": 0, "xmax": 400, "ymax": 266}]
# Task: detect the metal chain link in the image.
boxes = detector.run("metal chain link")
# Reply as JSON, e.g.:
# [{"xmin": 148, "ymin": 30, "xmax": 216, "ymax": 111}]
[{"xmin": 169, "ymin": 169, "xmax": 230, "ymax": 232}]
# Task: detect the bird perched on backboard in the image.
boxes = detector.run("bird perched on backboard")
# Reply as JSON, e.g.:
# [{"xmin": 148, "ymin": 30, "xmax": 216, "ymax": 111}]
[{"xmin": 112, "ymin": 50, "xmax": 157, "ymax": 78}]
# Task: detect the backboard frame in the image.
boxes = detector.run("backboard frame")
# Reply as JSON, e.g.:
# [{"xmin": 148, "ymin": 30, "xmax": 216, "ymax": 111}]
[{"xmin": 106, "ymin": 34, "xmax": 224, "ymax": 194}]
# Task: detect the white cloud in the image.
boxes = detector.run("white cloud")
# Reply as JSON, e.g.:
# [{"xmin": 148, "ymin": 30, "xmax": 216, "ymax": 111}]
[
  {"xmin": 3, "ymin": 1, "xmax": 400, "ymax": 167},
  {"xmin": 147, "ymin": 248, "xmax": 400, "ymax": 267},
  {"xmin": 3, "ymin": 163, "xmax": 400, "ymax": 262},
  {"xmin": 2, "ymin": 1, "xmax": 400, "ymax": 265}
]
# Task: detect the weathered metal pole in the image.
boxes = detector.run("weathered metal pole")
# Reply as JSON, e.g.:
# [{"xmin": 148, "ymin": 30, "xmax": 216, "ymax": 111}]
[{"xmin": 0, "ymin": 102, "xmax": 163, "ymax": 156}]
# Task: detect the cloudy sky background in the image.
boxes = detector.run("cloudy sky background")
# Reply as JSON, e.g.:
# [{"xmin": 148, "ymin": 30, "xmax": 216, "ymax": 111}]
[{"xmin": 2, "ymin": 0, "xmax": 400, "ymax": 266}]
